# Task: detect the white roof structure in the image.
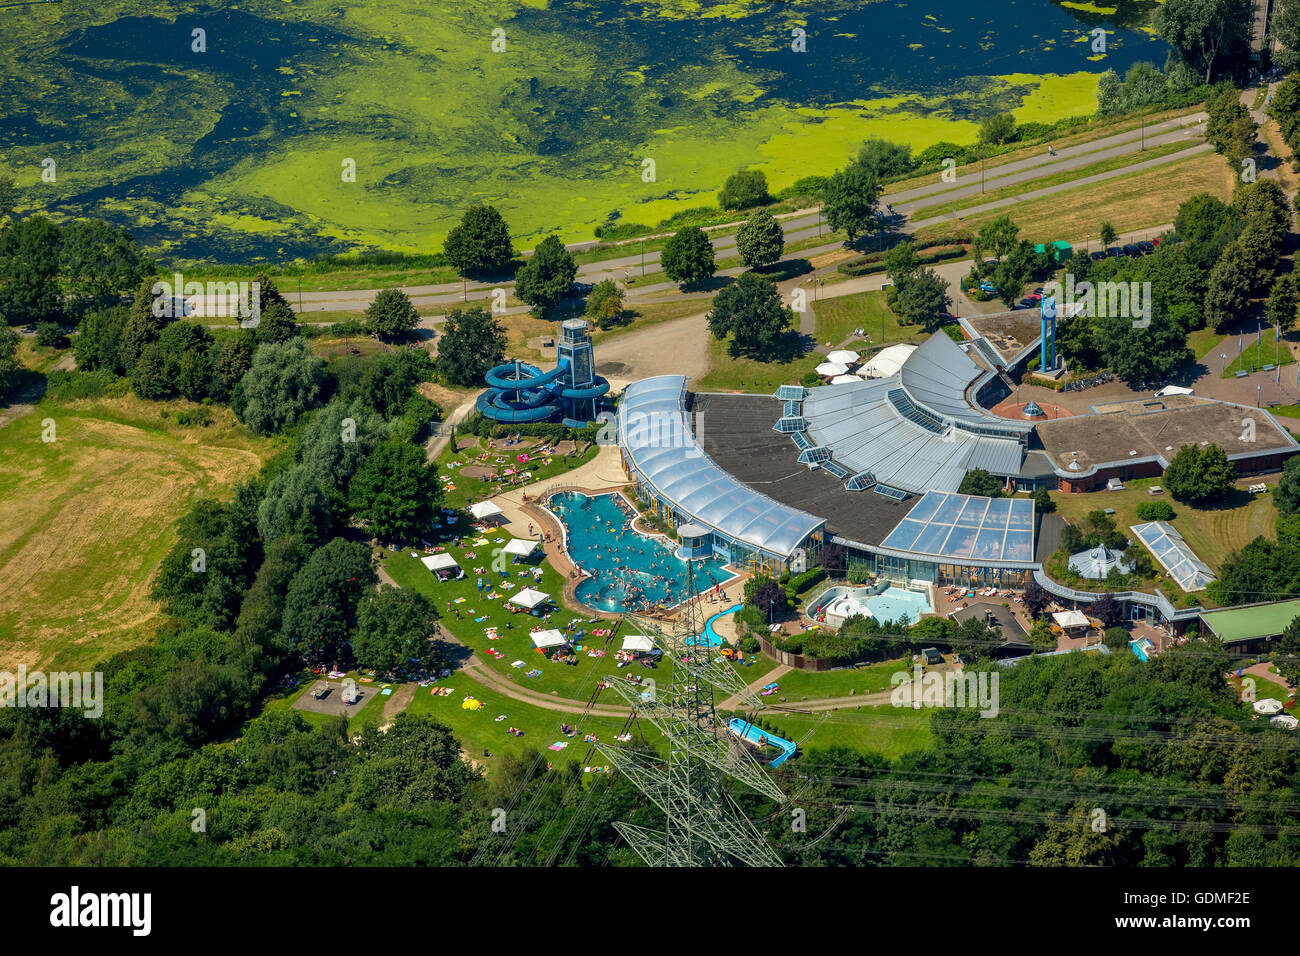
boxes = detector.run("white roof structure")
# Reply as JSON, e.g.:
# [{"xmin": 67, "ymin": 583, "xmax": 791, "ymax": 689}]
[
  {"xmin": 788, "ymin": 333, "xmax": 1032, "ymax": 497},
  {"xmin": 1254, "ymin": 698, "xmax": 1284, "ymax": 715},
  {"xmin": 530, "ymin": 628, "xmax": 567, "ymax": 649},
  {"xmin": 1067, "ymin": 545, "xmax": 1133, "ymax": 580},
  {"xmin": 815, "ymin": 362, "xmax": 850, "ymax": 377},
  {"xmin": 469, "ymin": 501, "xmax": 505, "ymax": 520},
  {"xmin": 858, "ymin": 343, "xmax": 916, "ymax": 379},
  {"xmin": 1270, "ymin": 714, "xmax": 1298, "ymax": 729},
  {"xmin": 1052, "ymin": 610, "xmax": 1091, "ymax": 630},
  {"xmin": 620, "ymin": 376, "xmax": 825, "ymax": 560},
  {"xmin": 830, "ymin": 375, "xmax": 859, "ymax": 385},
  {"xmin": 621, "ymin": 635, "xmax": 655, "ymax": 652},
  {"xmin": 503, "ymin": 538, "xmax": 539, "ymax": 558},
  {"xmin": 1154, "ymin": 385, "xmax": 1194, "ymax": 397},
  {"xmin": 826, "ymin": 349, "xmax": 860, "ymax": 364},
  {"xmin": 509, "ymin": 587, "xmax": 552, "ymax": 609},
  {"xmin": 420, "ymin": 553, "xmax": 459, "ymax": 571}
]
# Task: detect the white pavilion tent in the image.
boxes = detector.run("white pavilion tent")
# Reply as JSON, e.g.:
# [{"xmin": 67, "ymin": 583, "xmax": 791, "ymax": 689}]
[
  {"xmin": 814, "ymin": 361, "xmax": 850, "ymax": 377},
  {"xmin": 826, "ymin": 349, "xmax": 860, "ymax": 365},
  {"xmin": 621, "ymin": 635, "xmax": 655, "ymax": 653},
  {"xmin": 509, "ymin": 587, "xmax": 552, "ymax": 610},
  {"xmin": 1052, "ymin": 610, "xmax": 1090, "ymax": 632},
  {"xmin": 420, "ymin": 553, "xmax": 462, "ymax": 579},
  {"xmin": 503, "ymin": 538, "xmax": 539, "ymax": 561},
  {"xmin": 530, "ymin": 629, "xmax": 567, "ymax": 649},
  {"xmin": 469, "ymin": 501, "xmax": 505, "ymax": 522}
]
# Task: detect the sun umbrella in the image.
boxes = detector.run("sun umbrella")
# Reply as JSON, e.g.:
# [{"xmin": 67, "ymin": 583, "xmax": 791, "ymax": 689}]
[
  {"xmin": 815, "ymin": 362, "xmax": 849, "ymax": 377},
  {"xmin": 830, "ymin": 375, "xmax": 859, "ymax": 384},
  {"xmin": 826, "ymin": 349, "xmax": 860, "ymax": 364}
]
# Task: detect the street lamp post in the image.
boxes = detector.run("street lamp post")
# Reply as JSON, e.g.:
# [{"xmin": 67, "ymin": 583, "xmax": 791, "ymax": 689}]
[
  {"xmin": 641, "ymin": 238, "xmax": 645, "ymax": 277},
  {"xmin": 1221, "ymin": 352, "xmax": 1227, "ymax": 375}
]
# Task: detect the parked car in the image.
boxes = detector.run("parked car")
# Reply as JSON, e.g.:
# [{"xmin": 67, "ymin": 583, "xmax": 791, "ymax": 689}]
[
  {"xmin": 1121, "ymin": 243, "xmax": 1141, "ymax": 257},
  {"xmin": 1090, "ymin": 250, "xmax": 1107, "ymax": 262},
  {"xmin": 1025, "ymin": 292, "xmax": 1042, "ymax": 303},
  {"xmin": 979, "ymin": 281, "xmax": 997, "ymax": 293},
  {"xmin": 571, "ymin": 281, "xmax": 594, "ymax": 295},
  {"xmin": 1137, "ymin": 240, "xmax": 1155, "ymax": 253},
  {"xmin": 1106, "ymin": 246, "xmax": 1123, "ymax": 258}
]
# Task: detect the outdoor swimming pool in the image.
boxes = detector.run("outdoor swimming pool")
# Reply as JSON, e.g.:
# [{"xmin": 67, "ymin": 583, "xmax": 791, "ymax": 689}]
[
  {"xmin": 548, "ymin": 491, "xmax": 734, "ymax": 613},
  {"xmin": 809, "ymin": 584, "xmax": 934, "ymax": 627}
]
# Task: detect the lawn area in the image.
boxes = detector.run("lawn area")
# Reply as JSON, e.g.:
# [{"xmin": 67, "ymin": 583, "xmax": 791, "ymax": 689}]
[
  {"xmin": 764, "ymin": 658, "xmax": 911, "ymax": 701},
  {"xmin": 913, "ymin": 149, "xmax": 1233, "ymax": 249},
  {"xmin": 263, "ymin": 676, "xmax": 390, "ymax": 736},
  {"xmin": 1223, "ymin": 338, "xmax": 1296, "ymax": 377},
  {"xmin": 761, "ymin": 705, "xmax": 933, "ymax": 760},
  {"xmin": 811, "ymin": 290, "xmax": 919, "ymax": 350},
  {"xmin": 0, "ymin": 393, "xmax": 279, "ymax": 670},
  {"xmin": 695, "ymin": 334, "xmax": 821, "ymax": 393},
  {"xmin": 1047, "ymin": 475, "xmax": 1278, "ymax": 582},
  {"xmin": 1188, "ymin": 326, "xmax": 1226, "ymax": 361},
  {"xmin": 434, "ymin": 434, "xmax": 599, "ymax": 510}
]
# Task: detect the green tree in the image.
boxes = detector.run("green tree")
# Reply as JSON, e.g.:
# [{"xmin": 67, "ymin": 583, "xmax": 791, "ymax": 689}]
[
  {"xmin": 735, "ymin": 209, "xmax": 784, "ymax": 269},
  {"xmin": 1155, "ymin": 0, "xmax": 1252, "ymax": 83},
  {"xmin": 992, "ymin": 240, "xmax": 1035, "ymax": 309},
  {"xmin": 958, "ymin": 468, "xmax": 1003, "ymax": 498},
  {"xmin": 661, "ymin": 227, "xmax": 716, "ymax": 287},
  {"xmin": 1275, "ymin": 455, "xmax": 1300, "ymax": 515},
  {"xmin": 821, "ymin": 161, "xmax": 880, "ymax": 241},
  {"xmin": 0, "ymin": 215, "xmax": 62, "ymax": 326},
  {"xmin": 1033, "ymin": 486, "xmax": 1055, "ymax": 513},
  {"xmin": 348, "ymin": 439, "xmax": 442, "ymax": 542},
  {"xmin": 1204, "ymin": 240, "xmax": 1254, "ymax": 331},
  {"xmin": 1099, "ymin": 222, "xmax": 1118, "ymax": 247},
  {"xmin": 1095, "ymin": 69, "xmax": 1123, "ymax": 115},
  {"xmin": 1164, "ymin": 442, "xmax": 1237, "ymax": 503},
  {"xmin": 717, "ymin": 169, "xmax": 770, "ymax": 210},
  {"xmin": 35, "ymin": 321, "xmax": 67, "ymax": 348},
  {"xmin": 974, "ymin": 215, "xmax": 1021, "ymax": 264},
  {"xmin": 210, "ymin": 334, "xmax": 255, "ymax": 403},
  {"xmin": 258, "ymin": 465, "xmax": 334, "ymax": 547},
  {"xmin": 1274, "ymin": 0, "xmax": 1300, "ymax": 73},
  {"xmin": 514, "ymin": 234, "xmax": 577, "ymax": 314},
  {"xmin": 977, "ymin": 113, "xmax": 1018, "ymax": 146},
  {"xmin": 232, "ymin": 338, "xmax": 326, "ymax": 435},
  {"xmin": 281, "ymin": 538, "xmax": 378, "ymax": 665},
  {"xmin": 705, "ymin": 272, "xmax": 793, "ymax": 358},
  {"xmin": 130, "ymin": 343, "xmax": 173, "ymax": 400},
  {"xmin": 73, "ymin": 307, "xmax": 128, "ymax": 374},
  {"xmin": 0, "ymin": 325, "xmax": 21, "ymax": 396},
  {"xmin": 897, "ymin": 268, "xmax": 952, "ymax": 331},
  {"xmin": 434, "ymin": 306, "xmax": 506, "ymax": 387},
  {"xmin": 58, "ymin": 219, "xmax": 152, "ymax": 322},
  {"xmin": 364, "ymin": 288, "xmax": 419, "ymax": 340},
  {"xmin": 1174, "ymin": 192, "xmax": 1241, "ymax": 268},
  {"xmin": 251, "ymin": 275, "xmax": 298, "ymax": 345},
  {"xmin": 883, "ymin": 240, "xmax": 920, "ymax": 288},
  {"xmin": 443, "ymin": 204, "xmax": 515, "ymax": 277},
  {"xmin": 856, "ymin": 138, "xmax": 912, "ymax": 179},
  {"xmin": 1266, "ymin": 275, "xmax": 1299, "ymax": 333},
  {"xmin": 353, "ymin": 587, "xmax": 441, "ymax": 674},
  {"xmin": 584, "ymin": 279, "xmax": 625, "ymax": 329}
]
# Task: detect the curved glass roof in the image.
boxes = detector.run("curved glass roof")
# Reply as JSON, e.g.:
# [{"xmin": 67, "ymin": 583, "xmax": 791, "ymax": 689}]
[
  {"xmin": 898, "ymin": 334, "xmax": 1033, "ymax": 437},
  {"xmin": 1131, "ymin": 521, "xmax": 1215, "ymax": 591},
  {"xmin": 880, "ymin": 491, "xmax": 1035, "ymax": 562},
  {"xmin": 620, "ymin": 376, "xmax": 825, "ymax": 558}
]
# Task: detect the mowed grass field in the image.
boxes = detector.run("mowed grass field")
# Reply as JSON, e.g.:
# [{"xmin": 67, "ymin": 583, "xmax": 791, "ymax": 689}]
[
  {"xmin": 1047, "ymin": 475, "xmax": 1279, "ymax": 584},
  {"xmin": 0, "ymin": 394, "xmax": 277, "ymax": 670},
  {"xmin": 914, "ymin": 148, "xmax": 1235, "ymax": 247}
]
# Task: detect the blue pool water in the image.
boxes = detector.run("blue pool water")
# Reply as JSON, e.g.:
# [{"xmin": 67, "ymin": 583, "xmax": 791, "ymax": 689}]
[
  {"xmin": 864, "ymin": 587, "xmax": 933, "ymax": 623},
  {"xmin": 549, "ymin": 492, "xmax": 733, "ymax": 613}
]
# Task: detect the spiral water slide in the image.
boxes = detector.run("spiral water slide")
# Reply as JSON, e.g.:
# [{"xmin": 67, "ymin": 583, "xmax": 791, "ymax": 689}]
[{"xmin": 478, "ymin": 358, "xmax": 609, "ymax": 425}]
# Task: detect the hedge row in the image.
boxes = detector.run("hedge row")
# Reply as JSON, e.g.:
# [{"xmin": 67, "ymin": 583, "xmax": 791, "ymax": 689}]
[{"xmin": 837, "ymin": 245, "xmax": 967, "ymax": 278}]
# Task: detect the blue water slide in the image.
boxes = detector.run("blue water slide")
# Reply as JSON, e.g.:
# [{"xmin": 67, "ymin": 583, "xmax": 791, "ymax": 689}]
[
  {"xmin": 475, "ymin": 388, "xmax": 561, "ymax": 422},
  {"xmin": 728, "ymin": 717, "xmax": 797, "ymax": 767},
  {"xmin": 485, "ymin": 360, "xmax": 568, "ymax": 391}
]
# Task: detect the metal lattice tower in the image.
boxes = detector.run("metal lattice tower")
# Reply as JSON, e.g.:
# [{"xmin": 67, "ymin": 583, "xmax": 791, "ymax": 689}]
[{"xmin": 595, "ymin": 564, "xmax": 784, "ymax": 866}]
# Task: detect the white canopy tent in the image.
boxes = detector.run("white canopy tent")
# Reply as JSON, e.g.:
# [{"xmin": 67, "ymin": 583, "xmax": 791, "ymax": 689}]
[
  {"xmin": 420, "ymin": 552, "xmax": 460, "ymax": 572},
  {"xmin": 1270, "ymin": 714, "xmax": 1298, "ymax": 730},
  {"xmin": 503, "ymin": 538, "xmax": 539, "ymax": 560},
  {"xmin": 1253, "ymin": 698, "xmax": 1284, "ymax": 715},
  {"xmin": 469, "ymin": 501, "xmax": 505, "ymax": 521},
  {"xmin": 530, "ymin": 629, "xmax": 567, "ymax": 649},
  {"xmin": 826, "ymin": 349, "xmax": 860, "ymax": 365},
  {"xmin": 830, "ymin": 374, "xmax": 859, "ymax": 385},
  {"xmin": 621, "ymin": 635, "xmax": 655, "ymax": 653},
  {"xmin": 815, "ymin": 361, "xmax": 850, "ymax": 377},
  {"xmin": 509, "ymin": 587, "xmax": 552, "ymax": 610},
  {"xmin": 858, "ymin": 343, "xmax": 917, "ymax": 379},
  {"xmin": 1052, "ymin": 610, "xmax": 1091, "ymax": 631}
]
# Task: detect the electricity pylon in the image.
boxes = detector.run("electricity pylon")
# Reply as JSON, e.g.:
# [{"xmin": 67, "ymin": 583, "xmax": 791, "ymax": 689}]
[{"xmin": 595, "ymin": 565, "xmax": 784, "ymax": 866}]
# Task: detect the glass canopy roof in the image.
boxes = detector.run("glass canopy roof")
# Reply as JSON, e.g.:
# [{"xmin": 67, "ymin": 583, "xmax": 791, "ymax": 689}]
[
  {"xmin": 880, "ymin": 491, "xmax": 1035, "ymax": 562},
  {"xmin": 1131, "ymin": 521, "xmax": 1215, "ymax": 591}
]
